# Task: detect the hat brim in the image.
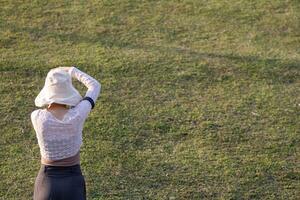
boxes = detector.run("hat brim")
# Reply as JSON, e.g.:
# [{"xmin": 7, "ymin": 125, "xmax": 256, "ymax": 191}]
[{"xmin": 35, "ymin": 85, "xmax": 82, "ymax": 107}]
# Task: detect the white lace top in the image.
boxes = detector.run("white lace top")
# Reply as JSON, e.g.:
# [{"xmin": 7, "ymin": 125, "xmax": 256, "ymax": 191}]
[{"xmin": 31, "ymin": 67, "xmax": 101, "ymax": 160}]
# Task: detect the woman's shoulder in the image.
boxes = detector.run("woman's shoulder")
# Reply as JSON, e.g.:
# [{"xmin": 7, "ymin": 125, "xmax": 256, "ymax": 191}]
[
  {"xmin": 31, "ymin": 109, "xmax": 42, "ymax": 120},
  {"xmin": 32, "ymin": 108, "xmax": 81, "ymax": 123},
  {"xmin": 31, "ymin": 107, "xmax": 87, "ymax": 127},
  {"xmin": 31, "ymin": 108, "xmax": 41, "ymax": 115},
  {"xmin": 31, "ymin": 108, "xmax": 51, "ymax": 121}
]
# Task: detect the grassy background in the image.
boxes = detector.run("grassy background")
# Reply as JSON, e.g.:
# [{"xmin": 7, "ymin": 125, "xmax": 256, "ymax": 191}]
[{"xmin": 0, "ymin": 0, "xmax": 299, "ymax": 199}]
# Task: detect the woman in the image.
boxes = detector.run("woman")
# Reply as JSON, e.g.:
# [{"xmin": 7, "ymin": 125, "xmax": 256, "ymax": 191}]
[{"xmin": 31, "ymin": 66, "xmax": 101, "ymax": 200}]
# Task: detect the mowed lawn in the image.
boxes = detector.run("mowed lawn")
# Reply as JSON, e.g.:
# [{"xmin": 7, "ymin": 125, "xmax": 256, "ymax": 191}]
[{"xmin": 0, "ymin": 0, "xmax": 299, "ymax": 199}]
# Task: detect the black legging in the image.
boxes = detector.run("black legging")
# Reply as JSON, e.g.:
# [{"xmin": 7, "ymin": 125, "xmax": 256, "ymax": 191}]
[{"xmin": 33, "ymin": 164, "xmax": 86, "ymax": 200}]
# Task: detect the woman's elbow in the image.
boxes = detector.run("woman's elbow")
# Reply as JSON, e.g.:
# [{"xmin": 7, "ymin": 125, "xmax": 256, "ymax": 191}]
[{"xmin": 95, "ymin": 81, "xmax": 101, "ymax": 94}]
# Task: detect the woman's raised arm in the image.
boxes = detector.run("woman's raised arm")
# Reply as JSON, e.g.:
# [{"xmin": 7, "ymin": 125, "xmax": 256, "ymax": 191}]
[
  {"xmin": 59, "ymin": 66, "xmax": 101, "ymax": 120},
  {"xmin": 68, "ymin": 66, "xmax": 101, "ymax": 104}
]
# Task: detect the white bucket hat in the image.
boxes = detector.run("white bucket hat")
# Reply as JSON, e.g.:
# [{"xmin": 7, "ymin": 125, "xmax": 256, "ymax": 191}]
[{"xmin": 35, "ymin": 68, "xmax": 82, "ymax": 107}]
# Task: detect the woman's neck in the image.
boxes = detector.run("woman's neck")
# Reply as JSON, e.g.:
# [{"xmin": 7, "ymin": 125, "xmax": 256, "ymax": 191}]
[{"xmin": 47, "ymin": 103, "xmax": 68, "ymax": 110}]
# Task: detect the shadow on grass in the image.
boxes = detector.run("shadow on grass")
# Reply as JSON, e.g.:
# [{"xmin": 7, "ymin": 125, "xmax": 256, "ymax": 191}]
[{"xmin": 3, "ymin": 24, "xmax": 299, "ymax": 85}]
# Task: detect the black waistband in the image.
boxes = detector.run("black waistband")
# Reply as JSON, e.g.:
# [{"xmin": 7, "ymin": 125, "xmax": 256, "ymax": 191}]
[{"xmin": 41, "ymin": 164, "xmax": 82, "ymax": 174}]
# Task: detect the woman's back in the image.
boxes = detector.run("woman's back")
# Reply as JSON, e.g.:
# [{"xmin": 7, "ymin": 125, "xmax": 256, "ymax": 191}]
[{"xmin": 31, "ymin": 108, "xmax": 84, "ymax": 161}]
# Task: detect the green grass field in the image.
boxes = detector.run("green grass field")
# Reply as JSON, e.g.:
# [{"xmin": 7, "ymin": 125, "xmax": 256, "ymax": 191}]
[{"xmin": 0, "ymin": 0, "xmax": 299, "ymax": 199}]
